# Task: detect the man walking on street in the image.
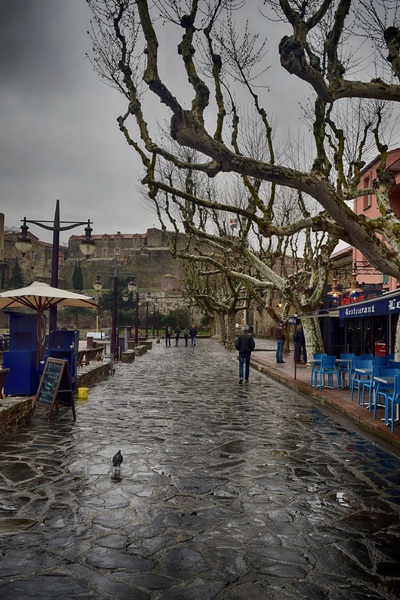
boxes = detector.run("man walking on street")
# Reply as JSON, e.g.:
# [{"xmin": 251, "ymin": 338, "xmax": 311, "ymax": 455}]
[
  {"xmin": 190, "ymin": 325, "xmax": 197, "ymax": 346},
  {"xmin": 235, "ymin": 324, "xmax": 255, "ymax": 384},
  {"xmin": 275, "ymin": 321, "xmax": 285, "ymax": 363}
]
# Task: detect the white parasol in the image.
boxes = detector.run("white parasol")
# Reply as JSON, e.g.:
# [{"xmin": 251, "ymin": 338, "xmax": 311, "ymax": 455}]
[{"xmin": 0, "ymin": 281, "xmax": 97, "ymax": 359}]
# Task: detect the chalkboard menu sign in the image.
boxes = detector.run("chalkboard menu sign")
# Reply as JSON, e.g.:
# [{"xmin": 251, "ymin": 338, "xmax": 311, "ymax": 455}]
[{"xmin": 33, "ymin": 358, "xmax": 76, "ymax": 421}]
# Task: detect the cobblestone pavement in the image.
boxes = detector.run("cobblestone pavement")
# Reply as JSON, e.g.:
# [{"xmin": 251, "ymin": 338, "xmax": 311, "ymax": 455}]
[{"xmin": 1, "ymin": 339, "xmax": 400, "ymax": 599}]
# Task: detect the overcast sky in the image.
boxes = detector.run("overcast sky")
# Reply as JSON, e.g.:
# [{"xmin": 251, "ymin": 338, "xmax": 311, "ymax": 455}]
[
  {"xmin": 1, "ymin": 0, "xmax": 158, "ymax": 245},
  {"xmin": 0, "ymin": 0, "xmax": 338, "ymax": 248}
]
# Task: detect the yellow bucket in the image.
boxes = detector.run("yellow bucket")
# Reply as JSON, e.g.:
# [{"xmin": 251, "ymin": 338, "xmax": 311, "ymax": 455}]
[{"xmin": 78, "ymin": 387, "xmax": 89, "ymax": 400}]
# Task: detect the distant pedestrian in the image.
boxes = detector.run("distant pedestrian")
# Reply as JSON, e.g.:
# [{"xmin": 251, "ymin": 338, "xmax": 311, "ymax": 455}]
[
  {"xmin": 175, "ymin": 325, "xmax": 181, "ymax": 345},
  {"xmin": 165, "ymin": 325, "xmax": 172, "ymax": 347},
  {"xmin": 294, "ymin": 323, "xmax": 307, "ymax": 363},
  {"xmin": 184, "ymin": 326, "xmax": 190, "ymax": 347},
  {"xmin": 275, "ymin": 321, "xmax": 285, "ymax": 363},
  {"xmin": 235, "ymin": 324, "xmax": 255, "ymax": 384},
  {"xmin": 190, "ymin": 325, "xmax": 197, "ymax": 346}
]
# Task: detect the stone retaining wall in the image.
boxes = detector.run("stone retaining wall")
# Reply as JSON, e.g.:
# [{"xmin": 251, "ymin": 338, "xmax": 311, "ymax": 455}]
[
  {"xmin": 134, "ymin": 345, "xmax": 148, "ymax": 356},
  {"xmin": 0, "ymin": 396, "xmax": 33, "ymax": 439},
  {"xmin": 121, "ymin": 351, "xmax": 135, "ymax": 363},
  {"xmin": 0, "ymin": 362, "xmax": 112, "ymax": 439},
  {"xmin": 77, "ymin": 363, "xmax": 111, "ymax": 387}
]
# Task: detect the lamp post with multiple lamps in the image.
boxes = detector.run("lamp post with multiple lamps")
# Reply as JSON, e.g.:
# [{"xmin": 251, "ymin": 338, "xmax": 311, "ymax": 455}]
[
  {"xmin": 145, "ymin": 291, "xmax": 152, "ymax": 337},
  {"xmin": 126, "ymin": 276, "xmax": 140, "ymax": 346},
  {"xmin": 94, "ymin": 272, "xmax": 136, "ymax": 359},
  {"xmin": 15, "ymin": 199, "xmax": 95, "ymax": 331}
]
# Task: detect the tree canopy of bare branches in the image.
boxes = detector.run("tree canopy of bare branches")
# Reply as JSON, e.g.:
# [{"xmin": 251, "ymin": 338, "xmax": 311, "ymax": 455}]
[{"xmin": 87, "ymin": 0, "xmax": 400, "ymax": 282}]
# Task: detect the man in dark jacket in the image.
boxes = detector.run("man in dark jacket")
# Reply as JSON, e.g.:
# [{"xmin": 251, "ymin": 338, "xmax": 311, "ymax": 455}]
[
  {"xmin": 294, "ymin": 323, "xmax": 307, "ymax": 363},
  {"xmin": 235, "ymin": 324, "xmax": 255, "ymax": 384}
]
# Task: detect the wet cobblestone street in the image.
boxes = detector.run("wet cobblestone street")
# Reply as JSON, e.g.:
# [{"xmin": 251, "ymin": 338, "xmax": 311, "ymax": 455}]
[{"xmin": 1, "ymin": 339, "xmax": 400, "ymax": 599}]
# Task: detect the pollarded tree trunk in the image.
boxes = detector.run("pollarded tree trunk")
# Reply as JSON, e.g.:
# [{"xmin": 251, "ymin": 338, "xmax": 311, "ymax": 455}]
[
  {"xmin": 394, "ymin": 316, "xmax": 400, "ymax": 361},
  {"xmin": 225, "ymin": 311, "xmax": 237, "ymax": 349},
  {"xmin": 216, "ymin": 313, "xmax": 226, "ymax": 344},
  {"xmin": 301, "ymin": 317, "xmax": 324, "ymax": 363}
]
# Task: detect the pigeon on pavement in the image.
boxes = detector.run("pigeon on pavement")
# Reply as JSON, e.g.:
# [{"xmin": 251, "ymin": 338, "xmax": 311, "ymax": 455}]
[{"xmin": 112, "ymin": 450, "xmax": 123, "ymax": 472}]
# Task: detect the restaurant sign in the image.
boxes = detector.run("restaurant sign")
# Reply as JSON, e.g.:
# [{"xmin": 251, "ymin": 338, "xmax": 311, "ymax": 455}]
[{"xmin": 339, "ymin": 292, "xmax": 400, "ymax": 318}]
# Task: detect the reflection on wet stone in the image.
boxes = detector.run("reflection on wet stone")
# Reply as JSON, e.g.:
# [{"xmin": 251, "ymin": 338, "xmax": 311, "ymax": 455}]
[{"xmin": 0, "ymin": 340, "xmax": 400, "ymax": 598}]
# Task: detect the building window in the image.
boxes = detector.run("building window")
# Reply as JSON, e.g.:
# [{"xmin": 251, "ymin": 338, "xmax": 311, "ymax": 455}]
[
  {"xmin": 363, "ymin": 176, "xmax": 371, "ymax": 209},
  {"xmin": 103, "ymin": 248, "xmax": 108, "ymax": 256},
  {"xmin": 115, "ymin": 247, "xmax": 120, "ymax": 255}
]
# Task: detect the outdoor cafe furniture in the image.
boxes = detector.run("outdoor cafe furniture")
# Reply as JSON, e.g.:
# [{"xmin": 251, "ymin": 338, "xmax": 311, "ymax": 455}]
[
  {"xmin": 312, "ymin": 355, "xmax": 341, "ymax": 390},
  {"xmin": 310, "ymin": 353, "xmax": 327, "ymax": 387},
  {"xmin": 373, "ymin": 369, "xmax": 400, "ymax": 423},
  {"xmin": 374, "ymin": 355, "xmax": 390, "ymax": 367},
  {"xmin": 350, "ymin": 359, "xmax": 373, "ymax": 404},
  {"xmin": 388, "ymin": 360, "xmax": 400, "ymax": 369},
  {"xmin": 378, "ymin": 373, "xmax": 400, "ymax": 432},
  {"xmin": 364, "ymin": 367, "xmax": 398, "ymax": 412},
  {"xmin": 337, "ymin": 353, "xmax": 354, "ymax": 388}
]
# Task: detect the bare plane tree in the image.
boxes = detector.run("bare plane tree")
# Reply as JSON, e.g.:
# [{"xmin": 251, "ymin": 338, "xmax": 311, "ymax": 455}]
[{"xmin": 87, "ymin": 0, "xmax": 400, "ymax": 276}]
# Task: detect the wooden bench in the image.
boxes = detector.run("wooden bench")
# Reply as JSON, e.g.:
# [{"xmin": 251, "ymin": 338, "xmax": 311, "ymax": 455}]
[{"xmin": 77, "ymin": 347, "xmax": 105, "ymax": 367}]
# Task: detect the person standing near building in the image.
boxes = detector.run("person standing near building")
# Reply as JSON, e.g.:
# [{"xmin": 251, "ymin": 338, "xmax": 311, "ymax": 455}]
[
  {"xmin": 189, "ymin": 325, "xmax": 197, "ymax": 346},
  {"xmin": 174, "ymin": 324, "xmax": 181, "ymax": 345},
  {"xmin": 165, "ymin": 324, "xmax": 172, "ymax": 347},
  {"xmin": 184, "ymin": 326, "xmax": 190, "ymax": 347},
  {"xmin": 294, "ymin": 323, "xmax": 307, "ymax": 363},
  {"xmin": 235, "ymin": 324, "xmax": 255, "ymax": 384},
  {"xmin": 275, "ymin": 321, "xmax": 285, "ymax": 363}
]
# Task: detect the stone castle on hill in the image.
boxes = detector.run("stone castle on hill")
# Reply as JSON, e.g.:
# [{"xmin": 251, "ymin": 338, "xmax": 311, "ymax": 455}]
[{"xmin": 0, "ymin": 214, "xmax": 185, "ymax": 296}]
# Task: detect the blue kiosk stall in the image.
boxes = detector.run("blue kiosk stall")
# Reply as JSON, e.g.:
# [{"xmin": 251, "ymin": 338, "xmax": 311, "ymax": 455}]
[
  {"xmin": 3, "ymin": 313, "xmax": 42, "ymax": 395},
  {"xmin": 3, "ymin": 312, "xmax": 79, "ymax": 396}
]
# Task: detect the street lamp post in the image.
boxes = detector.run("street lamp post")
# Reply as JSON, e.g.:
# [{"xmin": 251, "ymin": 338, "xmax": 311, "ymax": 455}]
[
  {"xmin": 112, "ymin": 267, "xmax": 118, "ymax": 358},
  {"xmin": 145, "ymin": 291, "xmax": 151, "ymax": 338},
  {"xmin": 94, "ymin": 272, "xmax": 135, "ymax": 359},
  {"xmin": 156, "ymin": 301, "xmax": 161, "ymax": 337},
  {"xmin": 93, "ymin": 275, "xmax": 102, "ymax": 333},
  {"xmin": 152, "ymin": 297, "xmax": 158, "ymax": 338},
  {"xmin": 16, "ymin": 199, "xmax": 95, "ymax": 331},
  {"xmin": 129, "ymin": 277, "xmax": 140, "ymax": 346}
]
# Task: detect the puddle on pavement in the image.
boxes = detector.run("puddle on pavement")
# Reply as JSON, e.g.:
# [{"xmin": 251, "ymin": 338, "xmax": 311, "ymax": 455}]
[
  {"xmin": 335, "ymin": 491, "xmax": 350, "ymax": 506},
  {"xmin": 220, "ymin": 440, "xmax": 245, "ymax": 454}
]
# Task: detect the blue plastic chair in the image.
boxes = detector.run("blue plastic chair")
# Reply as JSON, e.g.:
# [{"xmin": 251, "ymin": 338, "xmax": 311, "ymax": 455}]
[
  {"xmin": 361, "ymin": 365, "xmax": 380, "ymax": 410},
  {"xmin": 373, "ymin": 368, "xmax": 399, "ymax": 420},
  {"xmin": 338, "ymin": 353, "xmax": 355, "ymax": 388},
  {"xmin": 388, "ymin": 361, "xmax": 400, "ymax": 369},
  {"xmin": 374, "ymin": 356, "xmax": 390, "ymax": 367},
  {"xmin": 384, "ymin": 374, "xmax": 400, "ymax": 432},
  {"xmin": 313, "ymin": 355, "xmax": 340, "ymax": 390},
  {"xmin": 364, "ymin": 367, "xmax": 397, "ymax": 411},
  {"xmin": 310, "ymin": 354, "xmax": 327, "ymax": 387},
  {"xmin": 360, "ymin": 354, "xmax": 374, "ymax": 361},
  {"xmin": 350, "ymin": 359, "xmax": 373, "ymax": 404}
]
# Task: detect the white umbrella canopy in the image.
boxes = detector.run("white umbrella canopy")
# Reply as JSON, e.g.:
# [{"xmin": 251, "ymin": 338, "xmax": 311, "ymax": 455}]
[
  {"xmin": 0, "ymin": 281, "xmax": 97, "ymax": 360},
  {"xmin": 0, "ymin": 281, "xmax": 97, "ymax": 311}
]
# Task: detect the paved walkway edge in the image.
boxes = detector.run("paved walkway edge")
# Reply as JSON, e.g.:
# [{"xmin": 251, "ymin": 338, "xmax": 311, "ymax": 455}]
[{"xmin": 251, "ymin": 355, "xmax": 400, "ymax": 453}]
